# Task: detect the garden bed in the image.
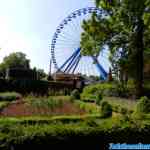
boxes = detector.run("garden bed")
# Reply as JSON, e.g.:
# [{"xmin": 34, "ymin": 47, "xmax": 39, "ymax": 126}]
[{"xmin": 0, "ymin": 99, "xmax": 86, "ymax": 117}]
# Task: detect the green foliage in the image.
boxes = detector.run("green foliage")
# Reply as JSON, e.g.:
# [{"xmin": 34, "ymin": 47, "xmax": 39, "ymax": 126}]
[
  {"xmin": 120, "ymin": 107, "xmax": 128, "ymax": 115},
  {"xmin": 0, "ymin": 92, "xmax": 21, "ymax": 102},
  {"xmin": 114, "ymin": 83, "xmax": 129, "ymax": 97},
  {"xmin": 34, "ymin": 68, "xmax": 47, "ymax": 80},
  {"xmin": 0, "ymin": 101, "xmax": 10, "ymax": 111},
  {"xmin": 96, "ymin": 92, "xmax": 103, "ymax": 105},
  {"xmin": 81, "ymin": 83, "xmax": 114, "ymax": 102},
  {"xmin": 75, "ymin": 100, "xmax": 100, "ymax": 114},
  {"xmin": 70, "ymin": 89, "xmax": 80, "ymax": 100},
  {"xmin": 2, "ymin": 52, "xmax": 30, "ymax": 69},
  {"xmin": 81, "ymin": 82, "xmax": 137, "ymax": 101},
  {"xmin": 136, "ymin": 96, "xmax": 150, "ymax": 114},
  {"xmin": 104, "ymin": 97, "xmax": 136, "ymax": 114},
  {"xmin": 26, "ymin": 97, "xmax": 64, "ymax": 110},
  {"xmin": 0, "ymin": 79, "xmax": 50, "ymax": 95},
  {"xmin": 1, "ymin": 115, "xmax": 150, "ymax": 149},
  {"xmin": 101, "ymin": 101, "xmax": 112, "ymax": 118},
  {"xmin": 0, "ymin": 52, "xmax": 30, "ymax": 78},
  {"xmin": 81, "ymin": 0, "xmax": 149, "ymax": 97}
]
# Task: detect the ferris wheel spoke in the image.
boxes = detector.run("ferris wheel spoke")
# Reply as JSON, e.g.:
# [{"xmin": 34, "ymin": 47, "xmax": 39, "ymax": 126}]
[
  {"xmin": 54, "ymin": 42, "xmax": 79, "ymax": 48},
  {"xmin": 60, "ymin": 28, "xmax": 80, "ymax": 41},
  {"xmin": 55, "ymin": 36, "xmax": 79, "ymax": 44},
  {"xmin": 56, "ymin": 33, "xmax": 79, "ymax": 43},
  {"xmin": 68, "ymin": 18, "xmax": 81, "ymax": 39},
  {"xmin": 57, "ymin": 29, "xmax": 77, "ymax": 41}
]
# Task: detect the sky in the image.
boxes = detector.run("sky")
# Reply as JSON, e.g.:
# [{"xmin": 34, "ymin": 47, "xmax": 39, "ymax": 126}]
[{"xmin": 0, "ymin": 0, "xmax": 95, "ymax": 74}]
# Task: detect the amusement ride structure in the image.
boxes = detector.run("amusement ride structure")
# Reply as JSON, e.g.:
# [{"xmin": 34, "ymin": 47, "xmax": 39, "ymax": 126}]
[{"xmin": 50, "ymin": 7, "xmax": 111, "ymax": 82}]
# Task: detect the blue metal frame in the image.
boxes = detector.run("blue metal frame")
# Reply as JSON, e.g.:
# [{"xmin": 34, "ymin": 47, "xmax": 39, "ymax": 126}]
[
  {"xmin": 92, "ymin": 56, "xmax": 108, "ymax": 80},
  {"xmin": 67, "ymin": 53, "xmax": 81, "ymax": 73},
  {"xmin": 57, "ymin": 48, "xmax": 80, "ymax": 72},
  {"xmin": 57, "ymin": 47, "xmax": 108, "ymax": 80},
  {"xmin": 64, "ymin": 49, "xmax": 80, "ymax": 72},
  {"xmin": 72, "ymin": 55, "xmax": 81, "ymax": 74}
]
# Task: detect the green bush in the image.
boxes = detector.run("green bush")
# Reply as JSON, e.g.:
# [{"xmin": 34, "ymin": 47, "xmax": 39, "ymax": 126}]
[
  {"xmin": 70, "ymin": 89, "xmax": 80, "ymax": 100},
  {"xmin": 101, "ymin": 101, "xmax": 112, "ymax": 118},
  {"xmin": 0, "ymin": 102, "xmax": 10, "ymax": 111},
  {"xmin": 0, "ymin": 92, "xmax": 21, "ymax": 101},
  {"xmin": 95, "ymin": 92, "xmax": 103, "ymax": 105},
  {"xmin": 75, "ymin": 101, "xmax": 100, "ymax": 114},
  {"xmin": 120, "ymin": 107, "xmax": 128, "ymax": 115},
  {"xmin": 136, "ymin": 96, "xmax": 150, "ymax": 113},
  {"xmin": 81, "ymin": 83, "xmax": 115, "ymax": 102},
  {"xmin": 81, "ymin": 82, "xmax": 136, "ymax": 101},
  {"xmin": 1, "ymin": 117, "xmax": 150, "ymax": 150}
]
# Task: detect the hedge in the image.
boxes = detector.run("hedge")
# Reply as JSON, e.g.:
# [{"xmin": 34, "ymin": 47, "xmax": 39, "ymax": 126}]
[
  {"xmin": 0, "ymin": 79, "xmax": 74, "ymax": 95},
  {"xmin": 81, "ymin": 82, "xmax": 136, "ymax": 102},
  {"xmin": 0, "ymin": 92, "xmax": 21, "ymax": 101},
  {"xmin": 1, "ymin": 123, "xmax": 150, "ymax": 150},
  {"xmin": 0, "ymin": 116, "xmax": 150, "ymax": 150}
]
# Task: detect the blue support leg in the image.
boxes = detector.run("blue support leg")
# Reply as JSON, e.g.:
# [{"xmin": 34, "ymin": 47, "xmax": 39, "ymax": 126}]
[{"xmin": 92, "ymin": 56, "xmax": 108, "ymax": 80}]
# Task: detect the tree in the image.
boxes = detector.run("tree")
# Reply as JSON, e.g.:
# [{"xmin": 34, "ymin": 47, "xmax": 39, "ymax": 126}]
[
  {"xmin": 0, "ymin": 52, "xmax": 30, "ymax": 78},
  {"xmin": 37, "ymin": 69, "xmax": 47, "ymax": 80},
  {"xmin": 81, "ymin": 0, "xmax": 149, "ymax": 98}
]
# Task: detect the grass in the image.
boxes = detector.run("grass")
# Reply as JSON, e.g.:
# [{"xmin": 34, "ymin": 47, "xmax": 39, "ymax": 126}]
[{"xmin": 103, "ymin": 96, "xmax": 136, "ymax": 113}]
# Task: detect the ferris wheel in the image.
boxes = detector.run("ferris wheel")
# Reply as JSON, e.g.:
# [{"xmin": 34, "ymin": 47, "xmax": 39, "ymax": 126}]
[{"xmin": 50, "ymin": 7, "xmax": 111, "ymax": 80}]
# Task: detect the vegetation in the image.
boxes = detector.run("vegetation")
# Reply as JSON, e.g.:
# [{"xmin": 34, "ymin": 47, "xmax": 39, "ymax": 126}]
[
  {"xmin": 100, "ymin": 101, "xmax": 112, "ymax": 118},
  {"xmin": 26, "ymin": 96, "xmax": 64, "ymax": 111},
  {"xmin": 0, "ymin": 52, "xmax": 30, "ymax": 78},
  {"xmin": 70, "ymin": 89, "xmax": 80, "ymax": 100},
  {"xmin": 0, "ymin": 114, "xmax": 150, "ymax": 149},
  {"xmin": 95, "ymin": 92, "xmax": 103, "ymax": 105},
  {"xmin": 81, "ymin": 0, "xmax": 150, "ymax": 98},
  {"xmin": 103, "ymin": 96, "xmax": 136, "ymax": 114},
  {"xmin": 75, "ymin": 100, "xmax": 100, "ymax": 114},
  {"xmin": 80, "ymin": 82, "xmax": 134, "ymax": 102},
  {"xmin": 81, "ymin": 83, "xmax": 113, "ymax": 101},
  {"xmin": 136, "ymin": 96, "xmax": 150, "ymax": 113},
  {"xmin": 0, "ymin": 92, "xmax": 21, "ymax": 102},
  {"xmin": 0, "ymin": 0, "xmax": 149, "ymax": 149},
  {"xmin": 0, "ymin": 101, "xmax": 10, "ymax": 111}
]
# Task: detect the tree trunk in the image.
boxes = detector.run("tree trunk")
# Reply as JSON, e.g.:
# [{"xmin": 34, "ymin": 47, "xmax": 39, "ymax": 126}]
[{"xmin": 135, "ymin": 18, "xmax": 144, "ymax": 98}]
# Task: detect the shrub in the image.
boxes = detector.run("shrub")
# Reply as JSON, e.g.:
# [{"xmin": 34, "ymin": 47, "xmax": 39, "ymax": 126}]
[
  {"xmin": 81, "ymin": 82, "xmax": 136, "ymax": 101},
  {"xmin": 81, "ymin": 83, "xmax": 115, "ymax": 102},
  {"xmin": 101, "ymin": 101, "xmax": 112, "ymax": 118},
  {"xmin": 70, "ymin": 89, "xmax": 80, "ymax": 100},
  {"xmin": 75, "ymin": 101, "xmax": 100, "ymax": 114},
  {"xmin": 120, "ymin": 107, "xmax": 128, "ymax": 115},
  {"xmin": 136, "ymin": 96, "xmax": 150, "ymax": 113},
  {"xmin": 0, "ymin": 92, "xmax": 21, "ymax": 101},
  {"xmin": 0, "ymin": 102, "xmax": 10, "ymax": 111},
  {"xmin": 95, "ymin": 92, "xmax": 103, "ymax": 105}
]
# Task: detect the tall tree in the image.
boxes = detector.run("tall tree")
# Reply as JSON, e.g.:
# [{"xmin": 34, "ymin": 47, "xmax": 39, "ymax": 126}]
[
  {"xmin": 0, "ymin": 52, "xmax": 30, "ymax": 78},
  {"xmin": 81, "ymin": 0, "xmax": 149, "ymax": 97}
]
